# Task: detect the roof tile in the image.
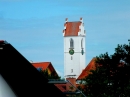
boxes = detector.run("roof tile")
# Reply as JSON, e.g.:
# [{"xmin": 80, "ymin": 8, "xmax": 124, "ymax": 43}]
[
  {"xmin": 64, "ymin": 22, "xmax": 81, "ymax": 36},
  {"xmin": 77, "ymin": 58, "xmax": 96, "ymax": 80},
  {"xmin": 55, "ymin": 84, "xmax": 67, "ymax": 92},
  {"xmin": 32, "ymin": 62, "xmax": 50, "ymax": 71}
]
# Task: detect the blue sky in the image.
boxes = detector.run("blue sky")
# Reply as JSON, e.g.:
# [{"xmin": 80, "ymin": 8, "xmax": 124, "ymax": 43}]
[{"xmin": 0, "ymin": 0, "xmax": 130, "ymax": 78}]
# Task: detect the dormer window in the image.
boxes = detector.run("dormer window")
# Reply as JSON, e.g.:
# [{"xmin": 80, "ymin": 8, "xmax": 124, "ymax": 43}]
[
  {"xmin": 37, "ymin": 67, "xmax": 42, "ymax": 71},
  {"xmin": 70, "ymin": 38, "xmax": 74, "ymax": 48}
]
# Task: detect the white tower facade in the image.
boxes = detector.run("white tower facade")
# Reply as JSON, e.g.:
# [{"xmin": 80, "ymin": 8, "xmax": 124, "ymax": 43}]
[{"xmin": 63, "ymin": 18, "xmax": 86, "ymax": 79}]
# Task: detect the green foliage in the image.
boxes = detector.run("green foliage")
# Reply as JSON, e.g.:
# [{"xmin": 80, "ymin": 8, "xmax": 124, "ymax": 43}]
[
  {"xmin": 39, "ymin": 69, "xmax": 61, "ymax": 79},
  {"xmin": 82, "ymin": 41, "xmax": 130, "ymax": 97}
]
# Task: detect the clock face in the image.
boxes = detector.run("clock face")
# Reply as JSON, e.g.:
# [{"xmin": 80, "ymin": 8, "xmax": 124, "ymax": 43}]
[
  {"xmin": 69, "ymin": 49, "xmax": 74, "ymax": 55},
  {"xmin": 81, "ymin": 49, "xmax": 84, "ymax": 55}
]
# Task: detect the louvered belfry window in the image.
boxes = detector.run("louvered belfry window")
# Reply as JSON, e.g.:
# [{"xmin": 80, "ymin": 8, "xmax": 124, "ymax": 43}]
[{"xmin": 70, "ymin": 38, "xmax": 74, "ymax": 48}]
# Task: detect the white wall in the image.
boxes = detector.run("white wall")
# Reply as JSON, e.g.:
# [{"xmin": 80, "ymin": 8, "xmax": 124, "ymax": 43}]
[
  {"xmin": 0, "ymin": 75, "xmax": 17, "ymax": 97},
  {"xmin": 64, "ymin": 36, "xmax": 86, "ymax": 79}
]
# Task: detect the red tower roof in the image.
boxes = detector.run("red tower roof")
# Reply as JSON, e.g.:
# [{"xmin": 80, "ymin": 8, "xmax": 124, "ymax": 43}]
[
  {"xmin": 64, "ymin": 22, "xmax": 81, "ymax": 36},
  {"xmin": 64, "ymin": 21, "xmax": 81, "ymax": 36}
]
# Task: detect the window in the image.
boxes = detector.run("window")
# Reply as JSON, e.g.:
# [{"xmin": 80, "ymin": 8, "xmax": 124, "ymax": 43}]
[
  {"xmin": 71, "ymin": 56, "xmax": 73, "ymax": 60},
  {"xmin": 81, "ymin": 38, "xmax": 83, "ymax": 49},
  {"xmin": 37, "ymin": 67, "xmax": 42, "ymax": 71},
  {"xmin": 70, "ymin": 38, "xmax": 74, "ymax": 48},
  {"xmin": 71, "ymin": 69, "xmax": 73, "ymax": 73}
]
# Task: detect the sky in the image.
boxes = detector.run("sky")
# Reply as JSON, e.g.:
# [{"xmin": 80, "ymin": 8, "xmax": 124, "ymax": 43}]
[{"xmin": 0, "ymin": 0, "xmax": 130, "ymax": 78}]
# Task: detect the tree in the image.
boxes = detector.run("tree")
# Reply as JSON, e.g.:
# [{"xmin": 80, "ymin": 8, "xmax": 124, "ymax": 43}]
[
  {"xmin": 82, "ymin": 41, "xmax": 130, "ymax": 97},
  {"xmin": 39, "ymin": 69, "xmax": 61, "ymax": 79}
]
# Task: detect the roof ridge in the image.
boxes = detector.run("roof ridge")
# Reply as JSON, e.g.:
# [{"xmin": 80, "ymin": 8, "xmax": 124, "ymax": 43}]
[
  {"xmin": 32, "ymin": 62, "xmax": 51, "ymax": 64},
  {"xmin": 67, "ymin": 21, "xmax": 81, "ymax": 23}
]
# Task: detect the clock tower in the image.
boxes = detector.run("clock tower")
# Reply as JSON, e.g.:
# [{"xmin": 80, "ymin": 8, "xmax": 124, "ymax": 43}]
[{"xmin": 63, "ymin": 18, "xmax": 86, "ymax": 79}]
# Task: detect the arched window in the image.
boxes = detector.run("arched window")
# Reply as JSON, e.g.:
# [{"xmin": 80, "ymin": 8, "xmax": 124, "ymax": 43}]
[
  {"xmin": 71, "ymin": 69, "xmax": 73, "ymax": 73},
  {"xmin": 70, "ymin": 38, "xmax": 74, "ymax": 48},
  {"xmin": 81, "ymin": 38, "xmax": 83, "ymax": 49}
]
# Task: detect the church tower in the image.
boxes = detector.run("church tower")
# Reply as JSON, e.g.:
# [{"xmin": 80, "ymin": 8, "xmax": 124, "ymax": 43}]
[{"xmin": 63, "ymin": 18, "xmax": 86, "ymax": 79}]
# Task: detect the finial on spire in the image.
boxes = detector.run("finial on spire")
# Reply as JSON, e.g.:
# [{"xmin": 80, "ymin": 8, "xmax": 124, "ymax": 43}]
[
  {"xmin": 65, "ymin": 18, "xmax": 68, "ymax": 22},
  {"xmin": 80, "ymin": 17, "xmax": 83, "ymax": 23},
  {"xmin": 80, "ymin": 17, "xmax": 82, "ymax": 20}
]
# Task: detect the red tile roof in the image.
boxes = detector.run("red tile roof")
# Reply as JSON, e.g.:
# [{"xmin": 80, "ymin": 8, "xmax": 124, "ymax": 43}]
[
  {"xmin": 77, "ymin": 58, "xmax": 96, "ymax": 80},
  {"xmin": 64, "ymin": 22, "xmax": 81, "ymax": 36},
  {"xmin": 32, "ymin": 62, "xmax": 59, "ymax": 77},
  {"xmin": 55, "ymin": 84, "xmax": 67, "ymax": 92},
  {"xmin": 32, "ymin": 62, "xmax": 50, "ymax": 71},
  {"xmin": 76, "ymin": 84, "xmax": 85, "ymax": 90}
]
